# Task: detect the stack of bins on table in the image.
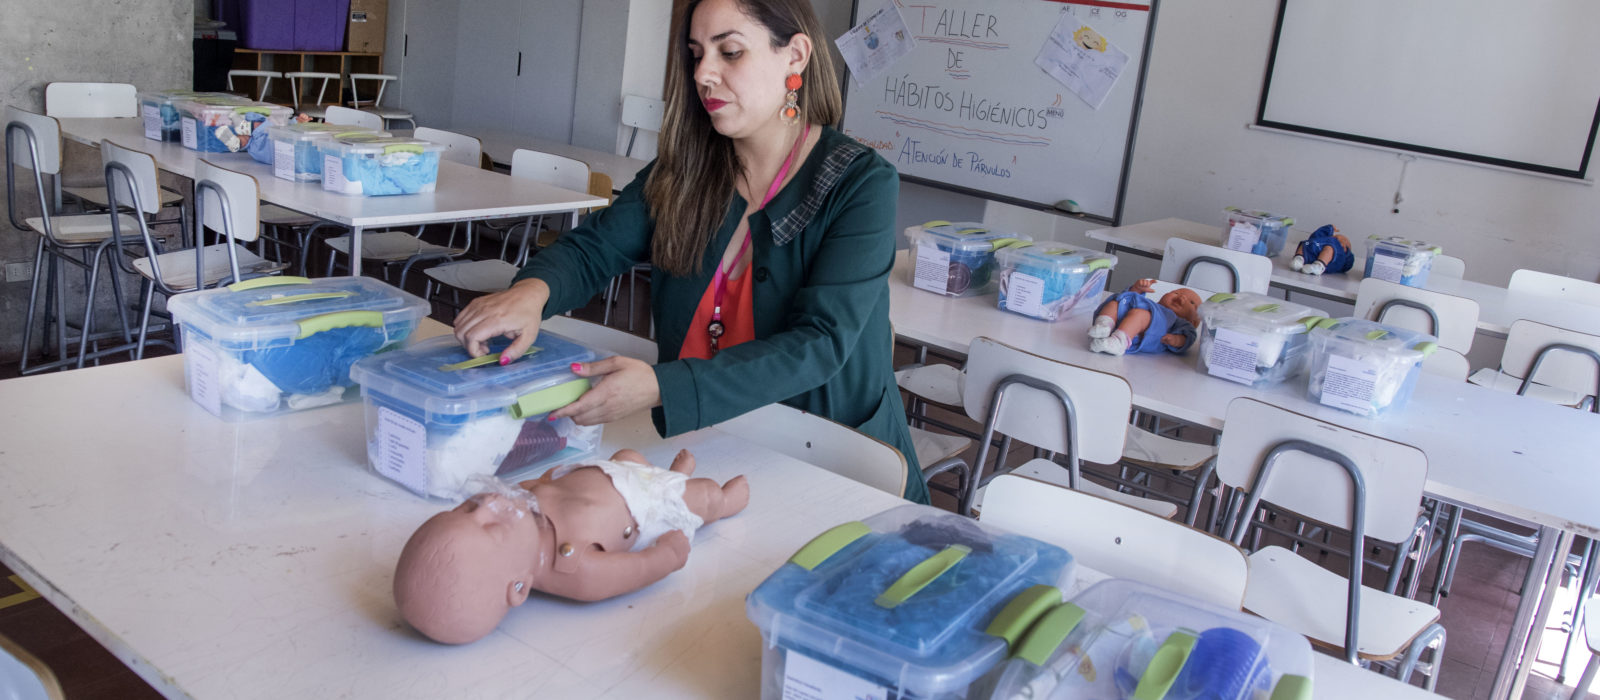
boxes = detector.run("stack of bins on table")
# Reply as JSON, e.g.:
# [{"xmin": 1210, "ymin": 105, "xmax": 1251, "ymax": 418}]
[
  {"xmin": 746, "ymin": 504, "xmax": 1075, "ymax": 699},
  {"xmin": 1306, "ymin": 318, "xmax": 1437, "ymax": 417},
  {"xmin": 166, "ymin": 276, "xmax": 428, "ymax": 421},
  {"xmin": 176, "ymin": 96, "xmax": 292, "ymax": 153},
  {"xmin": 272, "ymin": 123, "xmax": 386, "ymax": 182},
  {"xmin": 138, "ymin": 90, "xmax": 231, "ymax": 142},
  {"xmin": 1364, "ymin": 236, "xmax": 1441, "ymax": 288},
  {"xmin": 1195, "ymin": 292, "xmax": 1324, "ymax": 388},
  {"xmin": 1222, "ymin": 207, "xmax": 1292, "ymax": 258},
  {"xmin": 994, "ymin": 243, "xmax": 1117, "ymax": 321},
  {"xmin": 319, "ymin": 134, "xmax": 444, "ymax": 196},
  {"xmin": 347, "ymin": 333, "xmax": 605, "ymax": 499},
  {"xmin": 906, "ymin": 221, "xmax": 1032, "ymax": 298},
  {"xmin": 987, "ymin": 579, "xmax": 1314, "ymax": 700}
]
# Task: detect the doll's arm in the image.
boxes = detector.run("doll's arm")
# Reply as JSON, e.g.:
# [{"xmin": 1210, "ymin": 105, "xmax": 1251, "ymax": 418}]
[
  {"xmin": 537, "ymin": 531, "xmax": 692, "ymax": 602},
  {"xmin": 1128, "ymin": 278, "xmax": 1157, "ymax": 294}
]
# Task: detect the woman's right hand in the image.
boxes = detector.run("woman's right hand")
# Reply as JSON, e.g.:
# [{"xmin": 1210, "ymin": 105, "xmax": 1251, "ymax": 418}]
[{"xmin": 453, "ymin": 277, "xmax": 552, "ymax": 362}]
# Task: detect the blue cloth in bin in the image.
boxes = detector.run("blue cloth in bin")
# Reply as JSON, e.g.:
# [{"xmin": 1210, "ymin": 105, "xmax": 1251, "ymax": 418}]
[
  {"xmin": 363, "ymin": 333, "xmax": 593, "ymax": 435},
  {"xmin": 243, "ymin": 321, "xmax": 411, "ymax": 396},
  {"xmin": 341, "ymin": 150, "xmax": 440, "ymax": 195},
  {"xmin": 940, "ymin": 243, "xmax": 997, "ymax": 294},
  {"xmin": 160, "ymin": 104, "xmax": 182, "ymax": 135},
  {"xmin": 296, "ymin": 139, "xmax": 324, "ymax": 177},
  {"xmin": 194, "ymin": 111, "xmax": 268, "ymax": 153},
  {"xmin": 246, "ymin": 125, "xmax": 274, "ymax": 164}
]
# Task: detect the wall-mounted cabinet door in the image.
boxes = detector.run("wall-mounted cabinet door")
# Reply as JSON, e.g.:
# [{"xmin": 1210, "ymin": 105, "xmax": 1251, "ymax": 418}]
[
  {"xmin": 514, "ymin": 0, "xmax": 582, "ymax": 142},
  {"xmin": 450, "ymin": 0, "xmax": 527, "ymax": 132},
  {"xmin": 391, "ymin": 0, "xmax": 459, "ymax": 129}
]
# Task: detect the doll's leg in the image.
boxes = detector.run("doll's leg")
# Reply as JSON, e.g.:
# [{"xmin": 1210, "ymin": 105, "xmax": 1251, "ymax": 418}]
[
  {"xmin": 1089, "ymin": 299, "xmax": 1119, "ymax": 338},
  {"xmin": 666, "ymin": 449, "xmax": 749, "ymax": 523},
  {"xmin": 1291, "ymin": 242, "xmax": 1306, "ymax": 270},
  {"xmin": 1093, "ymin": 308, "xmax": 1151, "ymax": 355}
]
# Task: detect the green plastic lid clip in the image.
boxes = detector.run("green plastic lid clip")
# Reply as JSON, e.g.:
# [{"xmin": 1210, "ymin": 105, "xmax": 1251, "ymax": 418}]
[
  {"xmin": 228, "ymin": 275, "xmax": 311, "ymax": 292},
  {"xmin": 383, "ymin": 143, "xmax": 426, "ymax": 156},
  {"xmin": 1013, "ymin": 602, "xmax": 1087, "ymax": 665},
  {"xmin": 1251, "ymin": 303, "xmax": 1281, "ymax": 314},
  {"xmin": 984, "ymin": 585, "xmax": 1062, "ymax": 649},
  {"xmin": 874, "ymin": 544, "xmax": 970, "ymax": 609},
  {"xmin": 509, "ymin": 378, "xmax": 591, "ymax": 419},
  {"xmin": 437, "ymin": 346, "xmax": 542, "ymax": 372},
  {"xmin": 1412, "ymin": 341, "xmax": 1439, "ymax": 357},
  {"xmin": 1270, "ymin": 674, "xmax": 1313, "ymax": 700},
  {"xmin": 1132, "ymin": 630, "xmax": 1199, "ymax": 700},
  {"xmin": 1365, "ymin": 329, "xmax": 1391, "ymax": 341},
  {"xmin": 250, "ymin": 291, "xmax": 355, "ymax": 307},
  {"xmin": 295, "ymin": 310, "xmax": 383, "ymax": 340},
  {"xmin": 787, "ymin": 521, "xmax": 872, "ymax": 571},
  {"xmin": 1207, "ymin": 292, "xmax": 1237, "ymax": 304}
]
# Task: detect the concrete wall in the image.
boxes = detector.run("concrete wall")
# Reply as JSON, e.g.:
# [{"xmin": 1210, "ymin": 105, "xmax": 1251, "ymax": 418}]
[{"xmin": 0, "ymin": 0, "xmax": 193, "ymax": 362}]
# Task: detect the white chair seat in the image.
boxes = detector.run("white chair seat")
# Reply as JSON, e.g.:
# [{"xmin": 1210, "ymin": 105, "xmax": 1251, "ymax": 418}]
[
  {"xmin": 1122, "ymin": 428, "xmax": 1216, "ymax": 471},
  {"xmin": 325, "ymin": 231, "xmax": 460, "ymax": 262},
  {"xmin": 63, "ymin": 185, "xmax": 183, "ymax": 210},
  {"xmin": 1467, "ymin": 367, "xmax": 1587, "ymax": 408},
  {"xmin": 422, "ymin": 259, "xmax": 520, "ymax": 294},
  {"xmin": 24, "ymin": 213, "xmax": 143, "ymax": 244},
  {"xmin": 909, "ymin": 426, "xmax": 971, "ymax": 466},
  {"xmin": 372, "ymin": 107, "xmax": 413, "ymax": 120},
  {"xmin": 894, "ymin": 363, "xmax": 963, "ymax": 406},
  {"xmin": 259, "ymin": 204, "xmax": 320, "ymax": 226},
  {"xmin": 1013, "ymin": 457, "xmax": 1179, "ymax": 519},
  {"xmin": 1245, "ymin": 545, "xmax": 1441, "ymax": 660},
  {"xmin": 132, "ymin": 243, "xmax": 284, "ymax": 291}
]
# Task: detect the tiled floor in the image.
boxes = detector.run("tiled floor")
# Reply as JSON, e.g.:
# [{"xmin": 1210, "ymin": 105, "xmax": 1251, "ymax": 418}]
[{"xmin": 0, "ymin": 265, "xmax": 1592, "ymax": 698}]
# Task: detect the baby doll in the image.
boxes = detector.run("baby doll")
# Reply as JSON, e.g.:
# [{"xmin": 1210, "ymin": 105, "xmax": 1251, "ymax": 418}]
[
  {"xmin": 1290, "ymin": 225, "xmax": 1354, "ymax": 275},
  {"xmin": 393, "ymin": 448, "xmax": 749, "ymax": 644},
  {"xmin": 1088, "ymin": 278, "xmax": 1201, "ymax": 356}
]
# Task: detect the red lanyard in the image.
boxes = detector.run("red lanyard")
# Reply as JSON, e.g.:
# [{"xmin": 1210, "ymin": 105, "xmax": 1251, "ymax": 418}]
[{"xmin": 707, "ymin": 123, "xmax": 811, "ymax": 352}]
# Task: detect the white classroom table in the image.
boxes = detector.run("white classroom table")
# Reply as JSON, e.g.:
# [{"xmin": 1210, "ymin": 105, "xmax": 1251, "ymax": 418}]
[
  {"xmin": 458, "ymin": 127, "xmax": 649, "ymax": 190},
  {"xmin": 890, "ymin": 250, "xmax": 1600, "ymax": 699},
  {"xmin": 0, "ymin": 325, "xmax": 1435, "ymax": 699},
  {"xmin": 56, "ymin": 117, "xmax": 608, "ymax": 274},
  {"xmin": 1085, "ymin": 218, "xmax": 1600, "ymax": 338}
]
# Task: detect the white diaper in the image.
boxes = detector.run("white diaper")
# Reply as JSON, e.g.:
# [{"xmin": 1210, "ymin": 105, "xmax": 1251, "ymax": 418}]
[{"xmin": 553, "ymin": 459, "xmax": 703, "ymax": 551}]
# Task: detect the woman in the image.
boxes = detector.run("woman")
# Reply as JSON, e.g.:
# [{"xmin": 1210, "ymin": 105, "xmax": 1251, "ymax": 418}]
[{"xmin": 454, "ymin": 0, "xmax": 927, "ymax": 504}]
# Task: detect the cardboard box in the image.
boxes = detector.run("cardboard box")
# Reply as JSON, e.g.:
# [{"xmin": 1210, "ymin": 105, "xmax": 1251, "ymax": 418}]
[{"xmin": 346, "ymin": 0, "xmax": 386, "ymax": 53}]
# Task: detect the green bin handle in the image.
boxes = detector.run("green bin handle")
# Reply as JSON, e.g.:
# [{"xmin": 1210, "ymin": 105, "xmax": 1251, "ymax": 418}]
[
  {"xmin": 874, "ymin": 544, "xmax": 970, "ymax": 609},
  {"xmin": 1207, "ymin": 292, "xmax": 1237, "ymax": 303},
  {"xmin": 1087, "ymin": 258, "xmax": 1113, "ymax": 271},
  {"xmin": 1013, "ymin": 602, "xmax": 1087, "ymax": 665},
  {"xmin": 235, "ymin": 106, "xmax": 273, "ymax": 116},
  {"xmin": 788, "ymin": 521, "xmax": 871, "ymax": 571},
  {"xmin": 1365, "ymin": 329, "xmax": 1391, "ymax": 341},
  {"xmin": 229, "ymin": 276, "xmax": 311, "ymax": 292},
  {"xmin": 438, "ymin": 346, "xmax": 542, "ymax": 372},
  {"xmin": 295, "ymin": 310, "xmax": 384, "ymax": 339},
  {"xmin": 1312, "ymin": 317, "xmax": 1340, "ymax": 330},
  {"xmin": 921, "ymin": 220, "xmax": 952, "ymax": 228},
  {"xmin": 984, "ymin": 584, "xmax": 1062, "ymax": 648},
  {"xmin": 1251, "ymin": 303, "xmax": 1281, "ymax": 313},
  {"xmin": 1299, "ymin": 315, "xmax": 1328, "ymax": 331},
  {"xmin": 510, "ymin": 378, "xmax": 590, "ymax": 419},
  {"xmin": 1131, "ymin": 630, "xmax": 1198, "ymax": 700},
  {"xmin": 383, "ymin": 144, "xmax": 426, "ymax": 156},
  {"xmin": 1412, "ymin": 341, "xmax": 1438, "ymax": 357},
  {"xmin": 334, "ymin": 130, "xmax": 371, "ymax": 139},
  {"xmin": 251, "ymin": 291, "xmax": 355, "ymax": 307}
]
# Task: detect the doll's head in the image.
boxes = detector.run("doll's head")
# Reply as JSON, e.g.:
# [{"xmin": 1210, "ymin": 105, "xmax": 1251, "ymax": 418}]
[
  {"xmin": 1159, "ymin": 288, "xmax": 1202, "ymax": 326},
  {"xmin": 393, "ymin": 489, "xmax": 551, "ymax": 644}
]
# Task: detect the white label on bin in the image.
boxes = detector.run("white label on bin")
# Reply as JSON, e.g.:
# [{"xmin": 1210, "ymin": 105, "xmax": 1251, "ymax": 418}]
[
  {"xmin": 1226, "ymin": 221, "xmax": 1259, "ymax": 253},
  {"xmin": 1206, "ymin": 327, "xmax": 1262, "ymax": 385},
  {"xmin": 142, "ymin": 104, "xmax": 160, "ymax": 140},
  {"xmin": 323, "ymin": 154, "xmax": 352, "ymax": 193},
  {"xmin": 781, "ymin": 650, "xmax": 887, "ymax": 700},
  {"xmin": 181, "ymin": 117, "xmax": 197, "ymax": 149},
  {"xmin": 912, "ymin": 244, "xmax": 952, "ymax": 294},
  {"xmin": 186, "ymin": 342, "xmax": 224, "ymax": 418},
  {"xmin": 1004, "ymin": 270, "xmax": 1048, "ymax": 318},
  {"xmin": 1370, "ymin": 247, "xmax": 1406, "ymax": 283},
  {"xmin": 273, "ymin": 140, "xmax": 295, "ymax": 181},
  {"xmin": 1320, "ymin": 353, "xmax": 1381, "ymax": 413},
  {"xmin": 375, "ymin": 406, "xmax": 429, "ymax": 495}
]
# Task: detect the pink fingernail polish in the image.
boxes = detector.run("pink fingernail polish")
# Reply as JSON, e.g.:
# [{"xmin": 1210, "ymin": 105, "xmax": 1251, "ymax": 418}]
[
  {"xmin": 570, "ymin": 362, "xmax": 582, "ymax": 373},
  {"xmin": 546, "ymin": 415, "xmax": 558, "ymax": 422},
  {"xmin": 499, "ymin": 355, "xmax": 511, "ymax": 366}
]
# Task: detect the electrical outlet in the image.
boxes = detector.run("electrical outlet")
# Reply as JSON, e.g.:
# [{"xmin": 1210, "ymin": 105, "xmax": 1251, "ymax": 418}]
[{"xmin": 5, "ymin": 262, "xmax": 32, "ymax": 283}]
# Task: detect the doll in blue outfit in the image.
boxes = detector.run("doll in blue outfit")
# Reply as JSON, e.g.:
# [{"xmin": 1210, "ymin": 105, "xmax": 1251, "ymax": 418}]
[
  {"xmin": 1087, "ymin": 278, "xmax": 1201, "ymax": 356},
  {"xmin": 1290, "ymin": 225, "xmax": 1354, "ymax": 275}
]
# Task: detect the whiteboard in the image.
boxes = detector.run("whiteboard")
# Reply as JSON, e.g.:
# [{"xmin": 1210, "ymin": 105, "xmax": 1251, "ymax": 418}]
[
  {"xmin": 1258, "ymin": 0, "xmax": 1600, "ymax": 179},
  {"xmin": 841, "ymin": 0, "xmax": 1158, "ymax": 223}
]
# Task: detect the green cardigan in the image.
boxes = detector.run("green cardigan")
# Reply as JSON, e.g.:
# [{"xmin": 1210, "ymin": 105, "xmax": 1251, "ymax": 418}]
[{"xmin": 515, "ymin": 127, "xmax": 928, "ymax": 504}]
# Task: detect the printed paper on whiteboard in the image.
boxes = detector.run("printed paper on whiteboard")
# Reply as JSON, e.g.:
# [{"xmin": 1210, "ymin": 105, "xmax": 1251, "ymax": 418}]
[
  {"xmin": 836, "ymin": 0, "xmax": 916, "ymax": 87},
  {"xmin": 1034, "ymin": 13, "xmax": 1129, "ymax": 109}
]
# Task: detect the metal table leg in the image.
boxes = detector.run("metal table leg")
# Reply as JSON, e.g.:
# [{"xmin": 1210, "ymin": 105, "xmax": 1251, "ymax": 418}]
[{"xmin": 1490, "ymin": 526, "xmax": 1573, "ymax": 699}]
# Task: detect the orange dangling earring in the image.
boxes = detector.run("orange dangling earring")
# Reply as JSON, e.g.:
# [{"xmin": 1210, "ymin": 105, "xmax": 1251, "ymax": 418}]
[{"xmin": 779, "ymin": 72, "xmax": 802, "ymax": 125}]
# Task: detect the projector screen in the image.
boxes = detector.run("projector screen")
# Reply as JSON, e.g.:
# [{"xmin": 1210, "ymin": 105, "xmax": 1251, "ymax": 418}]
[{"xmin": 1256, "ymin": 0, "xmax": 1600, "ymax": 179}]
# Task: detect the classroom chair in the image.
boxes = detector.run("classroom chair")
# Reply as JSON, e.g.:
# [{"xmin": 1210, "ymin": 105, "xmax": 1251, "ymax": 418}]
[
  {"xmin": 346, "ymin": 73, "xmax": 415, "ymax": 130},
  {"xmin": 226, "ymin": 69, "xmax": 281, "ymax": 102},
  {"xmin": 982, "ymin": 474, "xmax": 1249, "ymax": 609},
  {"xmin": 1420, "ymin": 347, "xmax": 1470, "ymax": 382},
  {"xmin": 1510, "ymin": 268, "xmax": 1600, "ymax": 308},
  {"xmin": 42, "ymin": 82, "xmax": 186, "ymax": 215},
  {"xmin": 1353, "ymin": 277, "xmax": 1480, "ymax": 353},
  {"xmin": 1430, "ymin": 254, "xmax": 1466, "ymax": 279},
  {"xmin": 1466, "ymin": 318, "xmax": 1600, "ymax": 409},
  {"xmin": 1158, "ymin": 237, "xmax": 1272, "ymax": 295},
  {"xmin": 322, "ymin": 105, "xmax": 385, "ymax": 132},
  {"xmin": 1570, "ymin": 593, "xmax": 1600, "ymax": 699},
  {"xmin": 719, "ymin": 402, "xmax": 910, "ymax": 497},
  {"xmin": 959, "ymin": 336, "xmax": 1178, "ymax": 519},
  {"xmin": 0, "ymin": 632, "xmax": 64, "ymax": 700},
  {"xmin": 1218, "ymin": 398, "xmax": 1445, "ymax": 688},
  {"xmin": 620, "ymin": 94, "xmax": 664, "ymax": 158},
  {"xmin": 284, "ymin": 71, "xmax": 342, "ymax": 121},
  {"xmin": 415, "ymin": 127, "xmax": 482, "ymax": 168}
]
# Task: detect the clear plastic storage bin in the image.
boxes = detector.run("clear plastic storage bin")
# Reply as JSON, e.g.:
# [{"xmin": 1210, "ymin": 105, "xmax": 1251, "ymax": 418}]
[
  {"xmin": 986, "ymin": 579, "xmax": 1314, "ymax": 700},
  {"xmin": 271, "ymin": 123, "xmax": 383, "ymax": 182},
  {"xmin": 1196, "ymin": 292, "xmax": 1324, "ymax": 387},
  {"xmin": 906, "ymin": 221, "xmax": 1032, "ymax": 297},
  {"xmin": 177, "ymin": 97, "xmax": 292, "ymax": 153},
  {"xmin": 1223, "ymin": 207, "xmax": 1293, "ymax": 257},
  {"xmin": 747, "ymin": 504, "xmax": 1075, "ymax": 700},
  {"xmin": 1364, "ymin": 236, "xmax": 1441, "ymax": 287},
  {"xmin": 347, "ymin": 333, "xmax": 605, "ymax": 499},
  {"xmin": 167, "ymin": 276, "xmax": 428, "ymax": 421},
  {"xmin": 994, "ymin": 243, "xmax": 1117, "ymax": 321},
  {"xmin": 1306, "ymin": 318, "xmax": 1438, "ymax": 417},
  {"xmin": 139, "ymin": 90, "xmax": 227, "ymax": 142},
  {"xmin": 319, "ymin": 135, "xmax": 444, "ymax": 196}
]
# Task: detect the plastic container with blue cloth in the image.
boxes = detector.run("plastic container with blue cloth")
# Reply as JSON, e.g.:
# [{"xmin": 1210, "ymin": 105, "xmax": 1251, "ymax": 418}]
[
  {"xmin": 167, "ymin": 276, "xmax": 429, "ymax": 422},
  {"xmin": 1195, "ymin": 292, "xmax": 1324, "ymax": 388},
  {"xmin": 747, "ymin": 503, "xmax": 1075, "ymax": 699},
  {"xmin": 1305, "ymin": 318, "xmax": 1437, "ymax": 417},
  {"xmin": 138, "ymin": 89, "xmax": 229, "ymax": 142},
  {"xmin": 995, "ymin": 243, "xmax": 1118, "ymax": 322},
  {"xmin": 319, "ymin": 134, "xmax": 444, "ymax": 196},
  {"xmin": 348, "ymin": 333, "xmax": 606, "ymax": 499},
  {"xmin": 986, "ymin": 578, "xmax": 1314, "ymax": 700},
  {"xmin": 176, "ymin": 97, "xmax": 292, "ymax": 153},
  {"xmin": 1364, "ymin": 236, "xmax": 1441, "ymax": 288},
  {"xmin": 1222, "ymin": 207, "xmax": 1293, "ymax": 258},
  {"xmin": 906, "ymin": 221, "xmax": 1033, "ymax": 298},
  {"xmin": 266, "ymin": 123, "xmax": 385, "ymax": 182}
]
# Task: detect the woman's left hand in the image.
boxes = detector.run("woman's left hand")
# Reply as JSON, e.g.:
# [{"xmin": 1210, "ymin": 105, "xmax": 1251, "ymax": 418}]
[{"xmin": 549, "ymin": 357, "xmax": 662, "ymax": 425}]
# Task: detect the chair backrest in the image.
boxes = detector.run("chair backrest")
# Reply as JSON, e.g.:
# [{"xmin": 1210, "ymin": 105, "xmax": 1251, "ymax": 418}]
[
  {"xmin": 323, "ymin": 105, "xmax": 384, "ymax": 131},
  {"xmin": 1509, "ymin": 269, "xmax": 1600, "ymax": 307},
  {"xmin": 1431, "ymin": 254, "xmax": 1466, "ymax": 279},
  {"xmin": 348, "ymin": 73, "xmax": 397, "ymax": 108},
  {"xmin": 510, "ymin": 149, "xmax": 591, "ymax": 193},
  {"xmin": 540, "ymin": 316, "xmax": 656, "ymax": 364},
  {"xmin": 0, "ymin": 632, "xmax": 65, "ymax": 700},
  {"xmin": 1420, "ymin": 347, "xmax": 1470, "ymax": 382},
  {"xmin": 5, "ymin": 106, "xmax": 62, "ymax": 174},
  {"xmin": 1353, "ymin": 277, "xmax": 1480, "ymax": 353},
  {"xmin": 1216, "ymin": 398, "xmax": 1427, "ymax": 546},
  {"xmin": 587, "ymin": 172, "xmax": 614, "ymax": 213},
  {"xmin": 1159, "ymin": 237, "xmax": 1272, "ymax": 294},
  {"xmin": 619, "ymin": 94, "xmax": 664, "ymax": 157},
  {"xmin": 1499, "ymin": 318, "xmax": 1600, "ymax": 401},
  {"xmin": 195, "ymin": 159, "xmax": 262, "ymax": 244},
  {"xmin": 719, "ymin": 402, "xmax": 909, "ymax": 496},
  {"xmin": 226, "ymin": 70, "xmax": 281, "ymax": 101},
  {"xmin": 100, "ymin": 140, "xmax": 162, "ymax": 216},
  {"xmin": 982, "ymin": 475, "xmax": 1249, "ymax": 609},
  {"xmin": 415, "ymin": 127, "xmax": 482, "ymax": 168},
  {"xmin": 284, "ymin": 71, "xmax": 341, "ymax": 109},
  {"xmin": 44, "ymin": 82, "xmax": 137, "ymax": 118}
]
